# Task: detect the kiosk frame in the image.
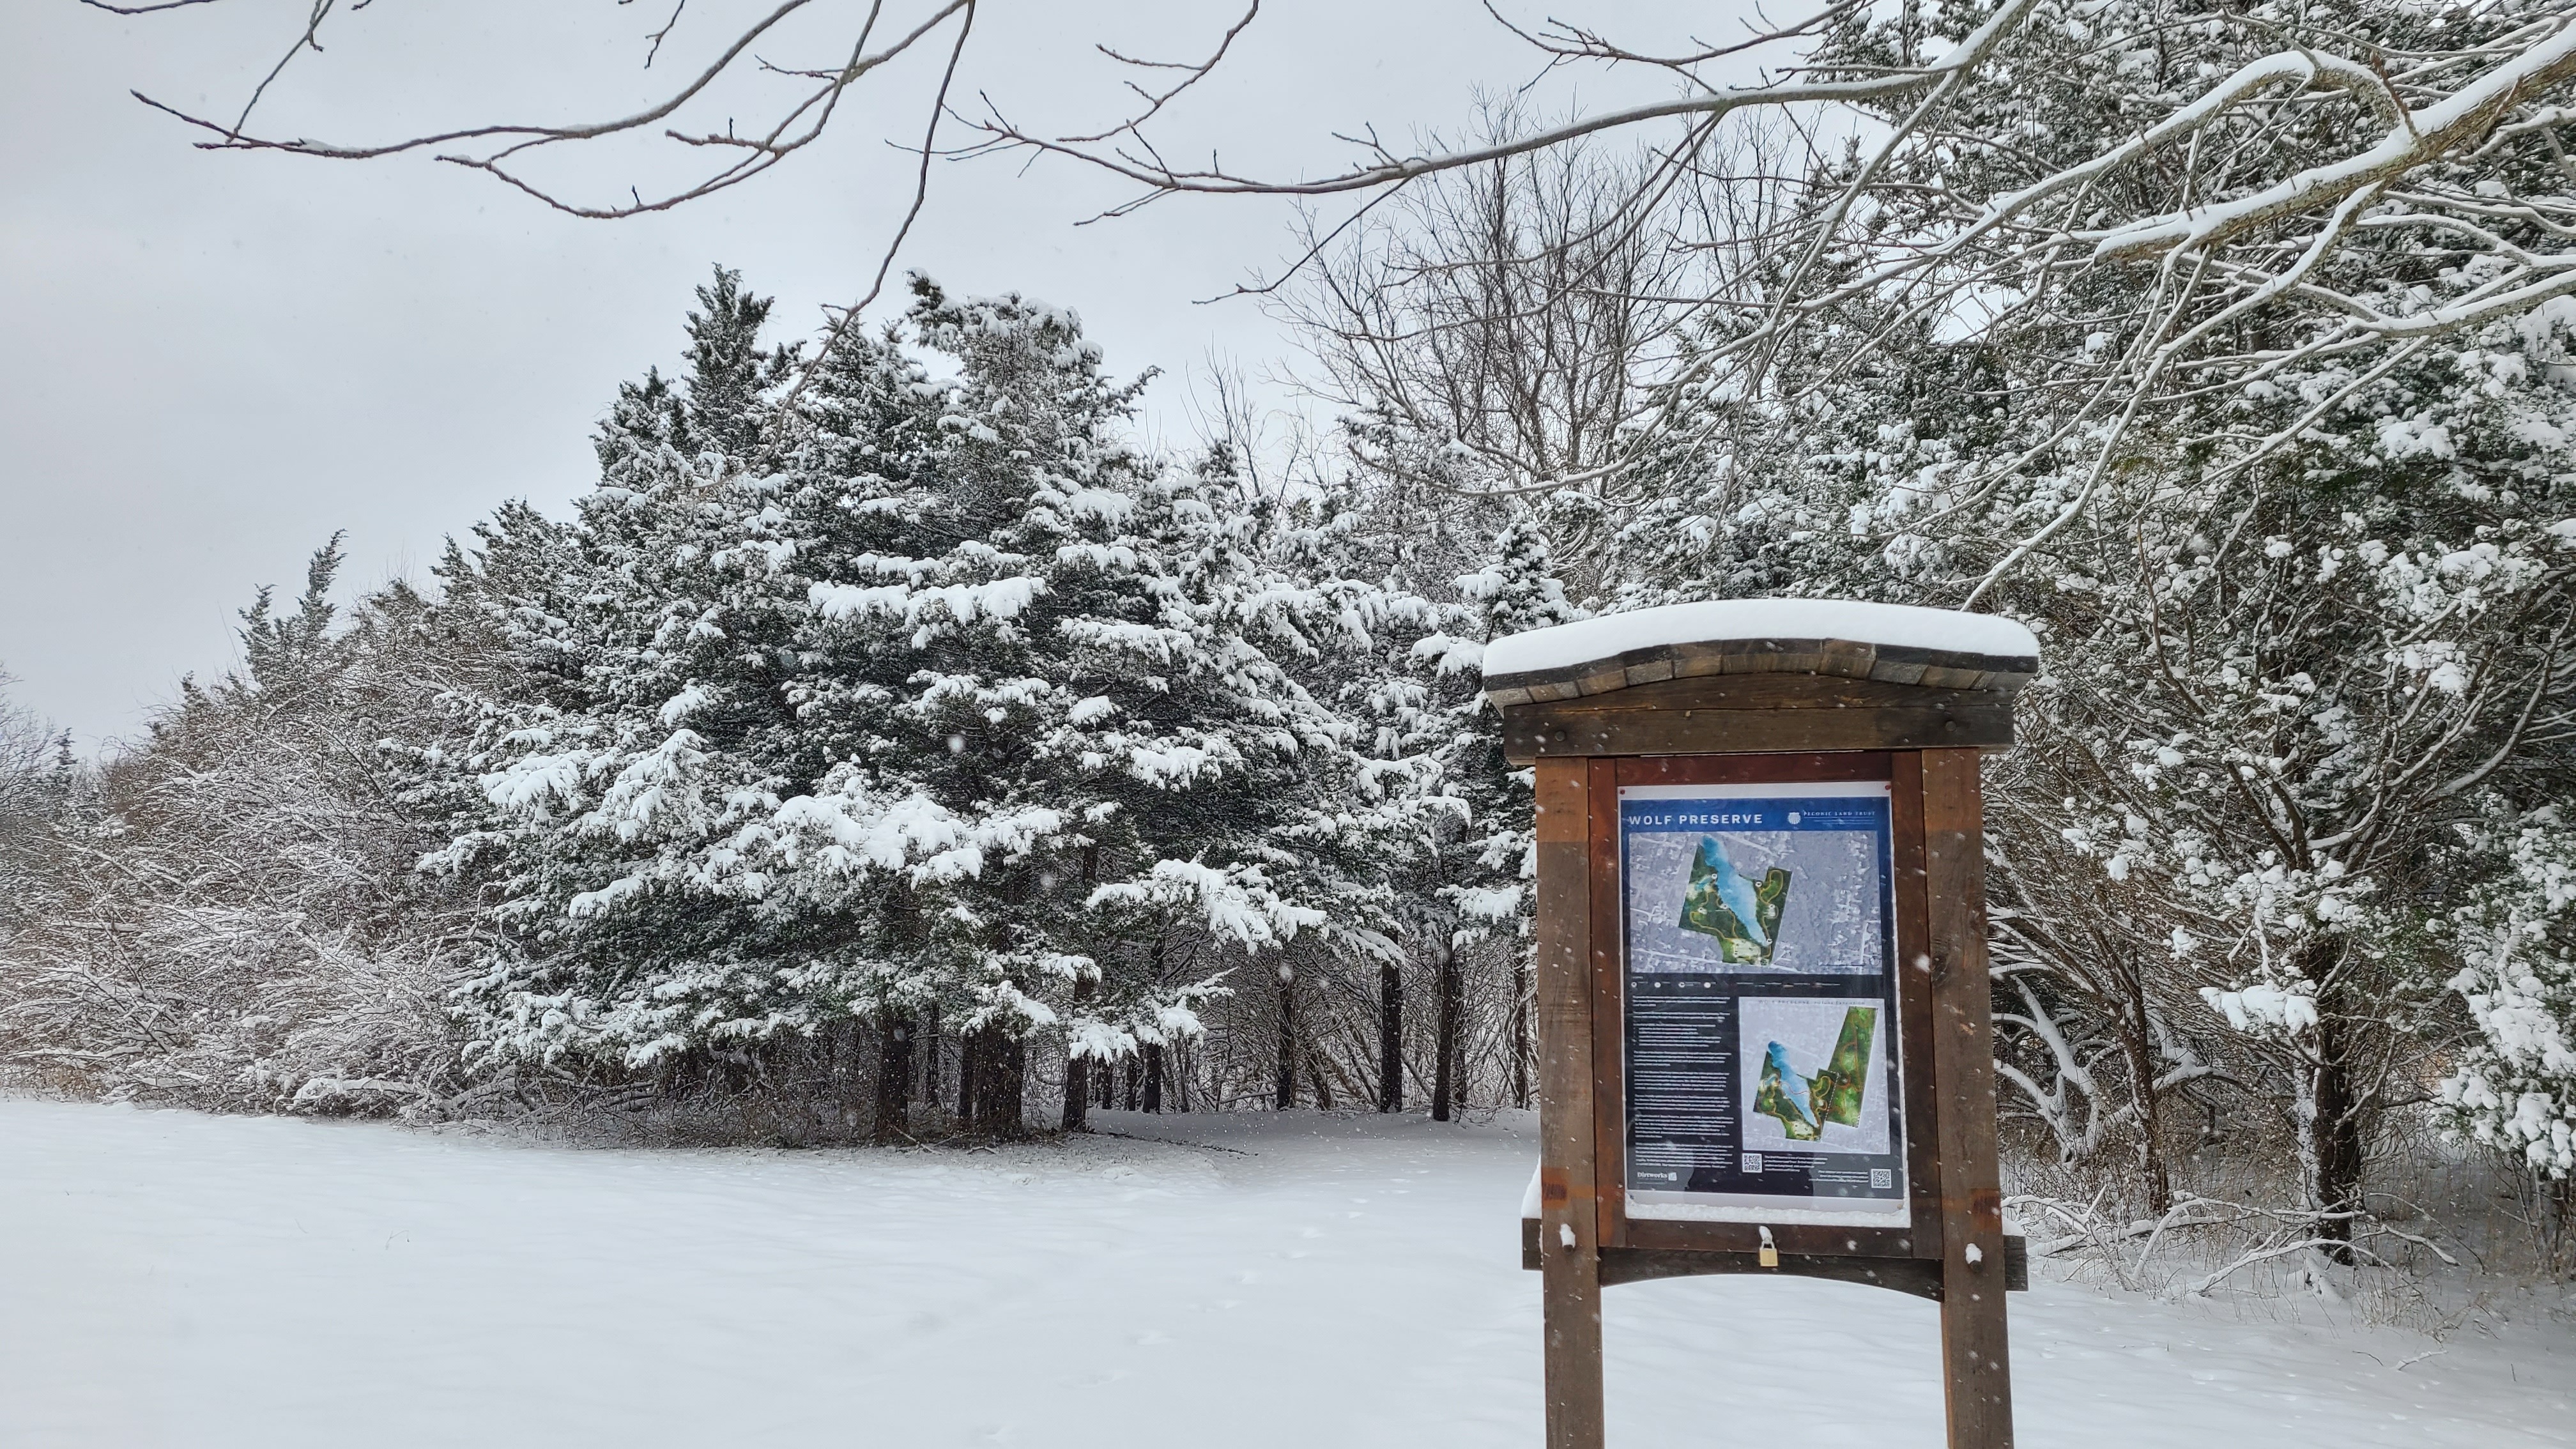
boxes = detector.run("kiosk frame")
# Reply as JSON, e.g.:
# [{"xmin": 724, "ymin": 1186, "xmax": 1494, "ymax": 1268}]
[{"xmin": 1489, "ymin": 616, "xmax": 2035, "ymax": 1449}]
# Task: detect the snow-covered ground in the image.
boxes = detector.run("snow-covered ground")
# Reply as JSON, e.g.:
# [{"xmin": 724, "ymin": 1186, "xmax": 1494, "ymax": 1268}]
[{"xmin": 0, "ymin": 1100, "xmax": 2566, "ymax": 1448}]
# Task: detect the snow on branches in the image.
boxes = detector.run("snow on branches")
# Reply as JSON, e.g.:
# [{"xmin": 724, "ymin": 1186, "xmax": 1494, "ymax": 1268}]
[
  {"xmin": 423, "ymin": 272, "xmax": 1402, "ymax": 1121},
  {"xmin": 2442, "ymin": 809, "xmax": 2576, "ymax": 1175}
]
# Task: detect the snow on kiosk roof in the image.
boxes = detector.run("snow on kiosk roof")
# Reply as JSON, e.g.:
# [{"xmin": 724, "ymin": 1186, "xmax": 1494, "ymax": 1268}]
[{"xmin": 1480, "ymin": 599, "xmax": 2039, "ymax": 762}]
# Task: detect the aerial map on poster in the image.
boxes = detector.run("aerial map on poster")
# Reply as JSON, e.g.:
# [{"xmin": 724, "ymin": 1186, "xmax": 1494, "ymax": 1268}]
[{"xmin": 1620, "ymin": 781, "xmax": 1909, "ymax": 1224}]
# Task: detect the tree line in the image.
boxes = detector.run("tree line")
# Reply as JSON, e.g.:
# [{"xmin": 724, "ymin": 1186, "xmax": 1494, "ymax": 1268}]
[
  {"xmin": 16, "ymin": 0, "xmax": 2576, "ymax": 1281},
  {"xmin": 0, "ymin": 269, "xmax": 1568, "ymax": 1145}
]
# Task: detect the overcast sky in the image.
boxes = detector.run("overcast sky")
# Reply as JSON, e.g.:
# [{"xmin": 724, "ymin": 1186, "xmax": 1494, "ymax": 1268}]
[{"xmin": 2, "ymin": 1, "xmax": 1717, "ymax": 749}]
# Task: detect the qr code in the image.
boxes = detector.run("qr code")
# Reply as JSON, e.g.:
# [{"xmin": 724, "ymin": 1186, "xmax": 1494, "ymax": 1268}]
[
  {"xmin": 1870, "ymin": 1168, "xmax": 1894, "ymax": 1190},
  {"xmin": 1741, "ymin": 1153, "xmax": 1764, "ymax": 1174}
]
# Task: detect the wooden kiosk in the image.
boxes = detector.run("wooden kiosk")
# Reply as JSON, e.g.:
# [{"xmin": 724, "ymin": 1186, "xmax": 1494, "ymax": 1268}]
[{"xmin": 1485, "ymin": 600, "xmax": 2038, "ymax": 1449}]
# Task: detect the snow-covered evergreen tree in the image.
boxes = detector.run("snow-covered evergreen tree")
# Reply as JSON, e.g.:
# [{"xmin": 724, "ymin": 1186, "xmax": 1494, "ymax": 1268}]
[
  {"xmin": 2441, "ymin": 807, "xmax": 2576, "ymax": 1178},
  {"xmin": 1400, "ymin": 510, "xmax": 1581, "ymax": 1116},
  {"xmin": 433, "ymin": 271, "xmax": 1372, "ymax": 1133}
]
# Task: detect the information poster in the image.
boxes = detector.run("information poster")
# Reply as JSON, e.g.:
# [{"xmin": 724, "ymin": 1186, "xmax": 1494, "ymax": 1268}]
[{"xmin": 1620, "ymin": 781, "xmax": 1908, "ymax": 1225}]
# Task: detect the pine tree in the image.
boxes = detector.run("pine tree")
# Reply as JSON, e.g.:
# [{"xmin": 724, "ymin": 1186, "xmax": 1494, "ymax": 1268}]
[
  {"xmin": 2442, "ymin": 809, "xmax": 2576, "ymax": 1179},
  {"xmin": 1393, "ymin": 510, "xmax": 1582, "ymax": 1119},
  {"xmin": 436, "ymin": 270, "xmax": 1371, "ymax": 1134},
  {"xmin": 1439, "ymin": 513, "xmax": 1581, "ymax": 1111}
]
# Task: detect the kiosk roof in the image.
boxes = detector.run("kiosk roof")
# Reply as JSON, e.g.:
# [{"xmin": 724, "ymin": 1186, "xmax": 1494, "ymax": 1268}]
[{"xmin": 1482, "ymin": 599, "xmax": 2040, "ymax": 709}]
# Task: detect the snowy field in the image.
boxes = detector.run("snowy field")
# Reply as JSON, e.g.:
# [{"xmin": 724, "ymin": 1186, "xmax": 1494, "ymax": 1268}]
[{"xmin": 0, "ymin": 1100, "xmax": 2568, "ymax": 1448}]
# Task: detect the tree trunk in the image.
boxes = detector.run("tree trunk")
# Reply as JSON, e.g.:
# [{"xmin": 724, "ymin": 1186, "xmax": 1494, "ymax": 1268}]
[
  {"xmin": 1510, "ymin": 951, "xmax": 1531, "ymax": 1110},
  {"xmin": 1123, "ymin": 1055, "xmax": 1141, "ymax": 1110},
  {"xmin": 2281, "ymin": 941, "xmax": 2369, "ymax": 1268},
  {"xmin": 1095, "ymin": 1059, "xmax": 1114, "ymax": 1108},
  {"xmin": 1173, "ymin": 1039, "xmax": 1192, "ymax": 1112},
  {"xmin": 956, "ymin": 1022, "xmax": 982, "ymax": 1123},
  {"xmin": 2118, "ymin": 972, "xmax": 2171, "ymax": 1215},
  {"xmin": 2303, "ymin": 1015, "xmax": 2368, "ymax": 1265},
  {"xmin": 1431, "ymin": 934, "xmax": 1462, "ymax": 1123},
  {"xmin": 923, "ymin": 1002, "xmax": 943, "ymax": 1114},
  {"xmin": 965, "ymin": 1025, "xmax": 1025, "ymax": 1138},
  {"xmin": 1001, "ymin": 1034, "xmax": 1028, "ymax": 1136},
  {"xmin": 1062, "ymin": 984, "xmax": 1094, "ymax": 1134},
  {"xmin": 1378, "ymin": 958, "xmax": 1404, "ymax": 1113},
  {"xmin": 872, "ymin": 1013, "xmax": 913, "ymax": 1144},
  {"xmin": 1275, "ymin": 967, "xmax": 1298, "ymax": 1110},
  {"xmin": 1381, "ymin": 959, "xmax": 1401, "ymax": 1103},
  {"xmin": 1061, "ymin": 1048, "xmax": 1091, "ymax": 1132},
  {"xmin": 1062, "ymin": 845, "xmax": 1100, "ymax": 1134},
  {"xmin": 1143, "ymin": 1043, "xmax": 1165, "ymax": 1114}
]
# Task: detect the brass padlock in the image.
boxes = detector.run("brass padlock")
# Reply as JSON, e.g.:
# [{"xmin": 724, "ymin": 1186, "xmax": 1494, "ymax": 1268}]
[{"xmin": 1758, "ymin": 1225, "xmax": 1779, "ymax": 1268}]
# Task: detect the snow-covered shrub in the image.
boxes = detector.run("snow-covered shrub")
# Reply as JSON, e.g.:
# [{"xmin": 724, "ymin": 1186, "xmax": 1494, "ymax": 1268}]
[
  {"xmin": 0, "ymin": 675, "xmax": 81, "ymax": 1055},
  {"xmin": 0, "ymin": 546, "xmax": 479, "ymax": 1113}
]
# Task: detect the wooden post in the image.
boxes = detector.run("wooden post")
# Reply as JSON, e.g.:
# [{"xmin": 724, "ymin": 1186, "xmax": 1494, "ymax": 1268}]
[
  {"xmin": 1533, "ymin": 757, "xmax": 1605, "ymax": 1449},
  {"xmin": 1922, "ymin": 748, "xmax": 2013, "ymax": 1448}
]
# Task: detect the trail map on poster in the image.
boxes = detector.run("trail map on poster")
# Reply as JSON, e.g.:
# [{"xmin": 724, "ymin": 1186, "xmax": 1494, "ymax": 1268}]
[{"xmin": 1620, "ymin": 781, "xmax": 1908, "ymax": 1224}]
